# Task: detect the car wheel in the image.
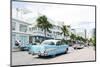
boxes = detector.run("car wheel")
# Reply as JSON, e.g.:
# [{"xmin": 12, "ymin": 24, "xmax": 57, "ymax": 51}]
[
  {"xmin": 20, "ymin": 49, "xmax": 24, "ymax": 51},
  {"xmin": 74, "ymin": 47, "xmax": 77, "ymax": 49},
  {"xmin": 38, "ymin": 55, "xmax": 42, "ymax": 57},
  {"xmin": 28, "ymin": 52, "xmax": 31, "ymax": 54},
  {"xmin": 65, "ymin": 48, "xmax": 68, "ymax": 54},
  {"xmin": 51, "ymin": 54, "xmax": 56, "ymax": 58},
  {"xmin": 32, "ymin": 53, "xmax": 35, "ymax": 55}
]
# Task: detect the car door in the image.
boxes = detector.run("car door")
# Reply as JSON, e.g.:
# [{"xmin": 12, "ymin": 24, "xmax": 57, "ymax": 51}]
[
  {"xmin": 60, "ymin": 44, "xmax": 67, "ymax": 53},
  {"xmin": 56, "ymin": 41, "xmax": 63, "ymax": 54},
  {"xmin": 48, "ymin": 41, "xmax": 57, "ymax": 55},
  {"xmin": 56, "ymin": 41, "xmax": 66, "ymax": 54}
]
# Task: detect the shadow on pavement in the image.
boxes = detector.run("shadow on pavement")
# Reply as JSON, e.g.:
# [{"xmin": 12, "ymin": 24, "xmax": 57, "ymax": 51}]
[{"xmin": 34, "ymin": 52, "xmax": 70, "ymax": 59}]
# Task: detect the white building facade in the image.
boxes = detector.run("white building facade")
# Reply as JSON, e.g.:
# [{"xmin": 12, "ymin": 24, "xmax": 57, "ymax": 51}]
[
  {"xmin": 12, "ymin": 18, "xmax": 31, "ymax": 48},
  {"xmin": 12, "ymin": 18, "xmax": 64, "ymax": 48}
]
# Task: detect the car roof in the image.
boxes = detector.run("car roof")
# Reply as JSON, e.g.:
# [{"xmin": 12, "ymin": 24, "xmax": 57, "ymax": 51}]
[{"xmin": 43, "ymin": 39, "xmax": 60, "ymax": 43}]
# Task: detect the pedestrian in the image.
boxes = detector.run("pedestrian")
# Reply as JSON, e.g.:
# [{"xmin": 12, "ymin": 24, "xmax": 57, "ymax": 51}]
[
  {"xmin": 15, "ymin": 40, "xmax": 21, "ymax": 48},
  {"xmin": 15, "ymin": 40, "xmax": 19, "ymax": 46}
]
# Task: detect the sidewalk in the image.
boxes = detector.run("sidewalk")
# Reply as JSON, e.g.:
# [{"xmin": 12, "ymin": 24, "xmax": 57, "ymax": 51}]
[{"xmin": 12, "ymin": 48, "xmax": 20, "ymax": 52}]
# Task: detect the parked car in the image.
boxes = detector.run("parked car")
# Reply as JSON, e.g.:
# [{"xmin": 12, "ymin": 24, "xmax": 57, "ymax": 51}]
[
  {"xmin": 28, "ymin": 40, "xmax": 69, "ymax": 57},
  {"xmin": 19, "ymin": 43, "xmax": 36, "ymax": 51},
  {"xmin": 72, "ymin": 43, "xmax": 84, "ymax": 49}
]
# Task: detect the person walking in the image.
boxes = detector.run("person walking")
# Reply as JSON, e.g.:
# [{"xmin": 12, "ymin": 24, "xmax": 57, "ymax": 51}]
[
  {"xmin": 15, "ymin": 40, "xmax": 19, "ymax": 46},
  {"xmin": 15, "ymin": 40, "xmax": 21, "ymax": 48}
]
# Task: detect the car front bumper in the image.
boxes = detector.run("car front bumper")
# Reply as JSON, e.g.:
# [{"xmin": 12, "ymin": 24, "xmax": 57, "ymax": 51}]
[{"xmin": 28, "ymin": 51, "xmax": 48, "ymax": 56}]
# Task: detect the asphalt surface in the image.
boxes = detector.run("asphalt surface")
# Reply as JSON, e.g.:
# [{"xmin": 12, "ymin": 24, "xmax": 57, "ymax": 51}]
[{"xmin": 12, "ymin": 46, "xmax": 95, "ymax": 66}]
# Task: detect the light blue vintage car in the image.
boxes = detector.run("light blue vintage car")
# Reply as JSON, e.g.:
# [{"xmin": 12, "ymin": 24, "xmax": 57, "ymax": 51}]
[{"xmin": 28, "ymin": 40, "xmax": 69, "ymax": 57}]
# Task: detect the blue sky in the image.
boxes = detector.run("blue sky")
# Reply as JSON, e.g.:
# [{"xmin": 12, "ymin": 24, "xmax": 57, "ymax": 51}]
[{"xmin": 12, "ymin": 1, "xmax": 95, "ymax": 38}]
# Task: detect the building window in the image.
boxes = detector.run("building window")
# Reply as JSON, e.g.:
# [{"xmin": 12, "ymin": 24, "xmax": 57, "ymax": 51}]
[
  {"xmin": 29, "ymin": 28, "xmax": 32, "ymax": 32},
  {"xmin": 19, "ymin": 24, "xmax": 27, "ymax": 32},
  {"xmin": 32, "ymin": 27, "xmax": 36, "ymax": 31},
  {"xmin": 12, "ymin": 22, "xmax": 16, "ymax": 31}
]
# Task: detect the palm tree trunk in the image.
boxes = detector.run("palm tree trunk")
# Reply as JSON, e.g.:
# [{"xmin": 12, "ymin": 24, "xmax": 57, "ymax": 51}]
[
  {"xmin": 44, "ymin": 30, "xmax": 46, "ymax": 40},
  {"xmin": 64, "ymin": 35, "xmax": 65, "ymax": 40}
]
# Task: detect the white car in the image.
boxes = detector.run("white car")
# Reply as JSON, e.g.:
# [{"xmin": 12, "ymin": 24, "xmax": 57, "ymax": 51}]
[{"xmin": 73, "ymin": 43, "xmax": 84, "ymax": 49}]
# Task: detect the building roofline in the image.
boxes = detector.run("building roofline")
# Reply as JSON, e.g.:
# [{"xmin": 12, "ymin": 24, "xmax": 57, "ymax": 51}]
[{"xmin": 12, "ymin": 18, "xmax": 31, "ymax": 25}]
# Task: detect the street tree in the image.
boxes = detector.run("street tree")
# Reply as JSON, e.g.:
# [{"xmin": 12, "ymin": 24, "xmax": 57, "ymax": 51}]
[
  {"xmin": 61, "ymin": 25, "xmax": 70, "ymax": 40},
  {"xmin": 36, "ymin": 15, "xmax": 53, "ymax": 40}
]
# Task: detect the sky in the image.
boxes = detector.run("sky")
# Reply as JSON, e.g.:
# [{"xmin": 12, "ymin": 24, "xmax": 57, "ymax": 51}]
[{"xmin": 12, "ymin": 1, "xmax": 95, "ymax": 38}]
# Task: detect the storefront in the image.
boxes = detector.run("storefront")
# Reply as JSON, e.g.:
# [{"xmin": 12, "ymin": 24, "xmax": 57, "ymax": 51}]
[{"xmin": 12, "ymin": 32, "xmax": 29, "ymax": 48}]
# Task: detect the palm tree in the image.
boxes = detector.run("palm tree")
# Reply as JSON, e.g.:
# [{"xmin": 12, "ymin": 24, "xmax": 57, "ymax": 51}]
[
  {"xmin": 36, "ymin": 15, "xmax": 53, "ymax": 40},
  {"xmin": 61, "ymin": 25, "xmax": 70, "ymax": 40},
  {"xmin": 76, "ymin": 36, "xmax": 86, "ymax": 43},
  {"xmin": 70, "ymin": 33, "xmax": 76, "ymax": 41},
  {"xmin": 76, "ymin": 36, "xmax": 81, "ymax": 41}
]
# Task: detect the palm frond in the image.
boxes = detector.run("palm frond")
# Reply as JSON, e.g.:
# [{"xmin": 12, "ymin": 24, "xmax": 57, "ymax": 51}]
[{"xmin": 36, "ymin": 15, "xmax": 53, "ymax": 39}]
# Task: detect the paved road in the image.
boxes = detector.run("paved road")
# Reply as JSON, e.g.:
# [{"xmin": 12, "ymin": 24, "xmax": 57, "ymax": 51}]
[{"xmin": 12, "ymin": 46, "xmax": 95, "ymax": 66}]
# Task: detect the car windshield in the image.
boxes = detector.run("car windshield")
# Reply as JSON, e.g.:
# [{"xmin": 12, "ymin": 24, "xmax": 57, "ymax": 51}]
[
  {"xmin": 41, "ymin": 41, "xmax": 55, "ymax": 45},
  {"xmin": 56, "ymin": 41, "xmax": 66, "ymax": 45}
]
